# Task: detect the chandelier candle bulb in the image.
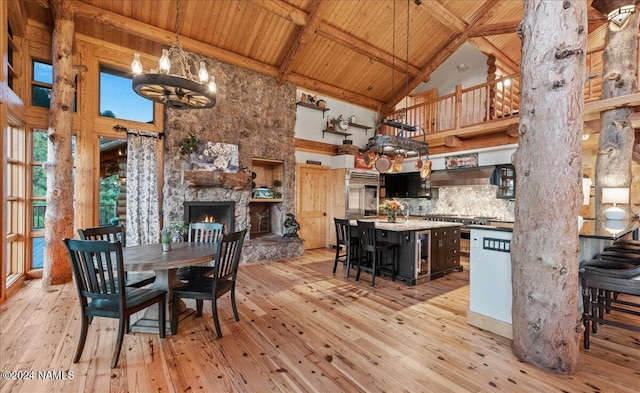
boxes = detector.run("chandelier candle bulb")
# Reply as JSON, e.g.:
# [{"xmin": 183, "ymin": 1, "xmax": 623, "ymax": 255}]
[
  {"xmin": 159, "ymin": 49, "xmax": 171, "ymax": 73},
  {"xmin": 131, "ymin": 53, "xmax": 143, "ymax": 75},
  {"xmin": 198, "ymin": 62, "xmax": 209, "ymax": 83}
]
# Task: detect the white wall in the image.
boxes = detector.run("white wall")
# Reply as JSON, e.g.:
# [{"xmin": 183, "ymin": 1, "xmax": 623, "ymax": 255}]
[{"xmin": 294, "ymin": 89, "xmax": 377, "ymax": 150}]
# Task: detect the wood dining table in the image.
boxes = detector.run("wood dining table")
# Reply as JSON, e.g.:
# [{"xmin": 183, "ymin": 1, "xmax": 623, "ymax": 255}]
[{"xmin": 122, "ymin": 242, "xmax": 218, "ymax": 333}]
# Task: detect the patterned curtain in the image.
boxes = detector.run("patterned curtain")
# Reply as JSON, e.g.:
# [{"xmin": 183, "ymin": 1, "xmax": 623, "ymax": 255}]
[{"xmin": 125, "ymin": 132, "xmax": 160, "ymax": 246}]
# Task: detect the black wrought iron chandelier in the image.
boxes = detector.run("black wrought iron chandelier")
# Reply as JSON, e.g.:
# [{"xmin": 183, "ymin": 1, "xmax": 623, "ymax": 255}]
[
  {"xmin": 131, "ymin": 0, "xmax": 217, "ymax": 110},
  {"xmin": 364, "ymin": 0, "xmax": 429, "ymax": 166}
]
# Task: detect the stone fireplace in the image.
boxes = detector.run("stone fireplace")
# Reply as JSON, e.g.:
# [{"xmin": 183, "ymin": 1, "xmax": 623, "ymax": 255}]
[
  {"xmin": 183, "ymin": 201, "xmax": 235, "ymax": 233},
  {"xmin": 161, "ymin": 54, "xmax": 303, "ymax": 262}
]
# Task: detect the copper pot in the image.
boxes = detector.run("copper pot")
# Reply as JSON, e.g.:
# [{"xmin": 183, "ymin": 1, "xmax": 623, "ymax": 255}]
[
  {"xmin": 415, "ymin": 157, "xmax": 423, "ymax": 170},
  {"xmin": 420, "ymin": 160, "xmax": 432, "ymax": 179},
  {"xmin": 393, "ymin": 157, "xmax": 402, "ymax": 172},
  {"xmin": 375, "ymin": 155, "xmax": 392, "ymax": 173}
]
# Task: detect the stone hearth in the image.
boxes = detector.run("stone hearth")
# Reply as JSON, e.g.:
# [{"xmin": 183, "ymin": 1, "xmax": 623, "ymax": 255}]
[{"xmin": 162, "ymin": 53, "xmax": 303, "ymax": 262}]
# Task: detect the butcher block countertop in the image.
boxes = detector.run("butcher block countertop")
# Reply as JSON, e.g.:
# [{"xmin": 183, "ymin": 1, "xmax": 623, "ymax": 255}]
[{"xmin": 349, "ymin": 218, "xmax": 462, "ymax": 232}]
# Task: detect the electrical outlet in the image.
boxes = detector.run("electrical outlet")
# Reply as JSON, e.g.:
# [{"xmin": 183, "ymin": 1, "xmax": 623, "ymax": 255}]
[{"xmin": 418, "ymin": 206, "xmax": 422, "ymax": 211}]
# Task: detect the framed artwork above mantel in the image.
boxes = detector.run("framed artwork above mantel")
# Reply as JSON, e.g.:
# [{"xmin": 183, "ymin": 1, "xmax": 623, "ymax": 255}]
[{"xmin": 191, "ymin": 142, "xmax": 239, "ymax": 172}]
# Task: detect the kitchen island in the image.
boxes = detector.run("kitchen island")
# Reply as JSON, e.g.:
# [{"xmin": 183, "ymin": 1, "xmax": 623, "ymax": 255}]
[
  {"xmin": 348, "ymin": 218, "xmax": 463, "ymax": 285},
  {"xmin": 467, "ymin": 219, "xmax": 640, "ymax": 339}
]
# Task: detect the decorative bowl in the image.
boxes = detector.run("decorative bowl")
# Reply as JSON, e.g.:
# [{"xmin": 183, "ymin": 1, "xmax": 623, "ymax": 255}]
[{"xmin": 253, "ymin": 188, "xmax": 274, "ymax": 199}]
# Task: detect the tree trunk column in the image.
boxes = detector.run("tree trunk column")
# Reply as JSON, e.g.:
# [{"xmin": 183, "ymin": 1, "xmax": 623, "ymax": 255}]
[
  {"xmin": 511, "ymin": 0, "xmax": 586, "ymax": 374},
  {"xmin": 594, "ymin": 12, "xmax": 639, "ymax": 220},
  {"xmin": 43, "ymin": 0, "xmax": 76, "ymax": 287}
]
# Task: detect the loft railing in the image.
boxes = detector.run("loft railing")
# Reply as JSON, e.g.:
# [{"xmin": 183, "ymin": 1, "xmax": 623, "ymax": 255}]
[{"xmin": 390, "ymin": 42, "xmax": 638, "ymax": 136}]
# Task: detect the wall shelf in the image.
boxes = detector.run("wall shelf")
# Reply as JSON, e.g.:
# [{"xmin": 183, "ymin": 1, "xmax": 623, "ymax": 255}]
[
  {"xmin": 322, "ymin": 129, "xmax": 352, "ymax": 138},
  {"xmin": 348, "ymin": 122, "xmax": 372, "ymax": 135},
  {"xmin": 296, "ymin": 101, "xmax": 329, "ymax": 117},
  {"xmin": 250, "ymin": 198, "xmax": 283, "ymax": 203}
]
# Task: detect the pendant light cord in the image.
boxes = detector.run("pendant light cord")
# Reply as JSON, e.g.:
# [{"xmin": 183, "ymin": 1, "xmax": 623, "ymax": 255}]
[{"xmin": 404, "ymin": 0, "xmax": 410, "ymax": 135}]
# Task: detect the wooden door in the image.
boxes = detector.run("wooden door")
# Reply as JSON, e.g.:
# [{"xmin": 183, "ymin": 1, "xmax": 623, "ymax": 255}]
[{"xmin": 296, "ymin": 164, "xmax": 329, "ymax": 250}]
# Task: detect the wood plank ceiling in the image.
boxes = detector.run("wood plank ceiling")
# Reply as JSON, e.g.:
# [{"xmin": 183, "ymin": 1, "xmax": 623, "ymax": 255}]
[{"xmin": 27, "ymin": 0, "xmax": 607, "ymax": 112}]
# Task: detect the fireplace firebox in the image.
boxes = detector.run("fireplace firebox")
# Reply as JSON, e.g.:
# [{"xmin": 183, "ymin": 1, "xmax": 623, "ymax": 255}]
[{"xmin": 183, "ymin": 201, "xmax": 235, "ymax": 234}]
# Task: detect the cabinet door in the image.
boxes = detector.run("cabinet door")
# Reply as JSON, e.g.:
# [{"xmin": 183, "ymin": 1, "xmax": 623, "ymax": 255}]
[{"xmin": 430, "ymin": 234, "xmax": 446, "ymax": 274}]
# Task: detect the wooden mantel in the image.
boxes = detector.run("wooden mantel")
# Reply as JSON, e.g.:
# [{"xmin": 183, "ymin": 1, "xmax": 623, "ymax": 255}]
[{"xmin": 181, "ymin": 170, "xmax": 251, "ymax": 189}]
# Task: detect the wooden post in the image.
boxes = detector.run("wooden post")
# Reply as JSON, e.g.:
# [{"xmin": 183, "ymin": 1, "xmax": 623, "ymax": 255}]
[
  {"xmin": 454, "ymin": 84, "xmax": 462, "ymax": 130},
  {"xmin": 511, "ymin": 0, "xmax": 586, "ymax": 374},
  {"xmin": 43, "ymin": 0, "xmax": 76, "ymax": 287},
  {"xmin": 594, "ymin": 12, "xmax": 639, "ymax": 220}
]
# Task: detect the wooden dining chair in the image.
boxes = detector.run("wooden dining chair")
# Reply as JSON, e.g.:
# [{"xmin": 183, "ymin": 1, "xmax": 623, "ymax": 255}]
[
  {"xmin": 78, "ymin": 225, "xmax": 156, "ymax": 288},
  {"xmin": 171, "ymin": 229, "xmax": 246, "ymax": 337},
  {"xmin": 177, "ymin": 222, "xmax": 224, "ymax": 281},
  {"xmin": 63, "ymin": 238, "xmax": 166, "ymax": 368}
]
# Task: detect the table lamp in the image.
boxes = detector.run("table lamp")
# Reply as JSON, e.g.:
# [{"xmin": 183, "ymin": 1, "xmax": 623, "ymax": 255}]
[
  {"xmin": 602, "ymin": 188, "xmax": 629, "ymax": 220},
  {"xmin": 604, "ymin": 219, "xmax": 625, "ymax": 235}
]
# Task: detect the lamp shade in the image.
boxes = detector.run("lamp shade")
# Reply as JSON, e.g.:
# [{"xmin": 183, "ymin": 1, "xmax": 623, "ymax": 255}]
[
  {"xmin": 602, "ymin": 188, "xmax": 629, "ymax": 220},
  {"xmin": 602, "ymin": 188, "xmax": 629, "ymax": 204}
]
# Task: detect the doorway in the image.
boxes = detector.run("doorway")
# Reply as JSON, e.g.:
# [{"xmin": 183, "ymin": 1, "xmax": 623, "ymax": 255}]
[{"xmin": 99, "ymin": 137, "xmax": 126, "ymax": 227}]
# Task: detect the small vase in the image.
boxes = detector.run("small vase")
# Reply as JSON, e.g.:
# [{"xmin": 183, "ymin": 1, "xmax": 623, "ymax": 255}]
[
  {"xmin": 162, "ymin": 243, "xmax": 171, "ymax": 252},
  {"xmin": 387, "ymin": 214, "xmax": 396, "ymax": 223}
]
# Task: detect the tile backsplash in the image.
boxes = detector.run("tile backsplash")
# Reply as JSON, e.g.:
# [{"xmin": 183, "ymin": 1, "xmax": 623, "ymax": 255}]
[{"xmin": 396, "ymin": 185, "xmax": 515, "ymax": 221}]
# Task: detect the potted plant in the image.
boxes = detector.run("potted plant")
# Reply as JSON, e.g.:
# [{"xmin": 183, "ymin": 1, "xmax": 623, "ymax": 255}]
[
  {"xmin": 168, "ymin": 221, "xmax": 189, "ymax": 243},
  {"xmin": 179, "ymin": 133, "xmax": 199, "ymax": 169},
  {"xmin": 161, "ymin": 228, "xmax": 172, "ymax": 252}
]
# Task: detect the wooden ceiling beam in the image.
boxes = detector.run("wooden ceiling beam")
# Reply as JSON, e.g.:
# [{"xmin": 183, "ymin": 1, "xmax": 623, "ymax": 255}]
[
  {"xmin": 468, "ymin": 37, "xmax": 520, "ymax": 75},
  {"xmin": 255, "ymin": 0, "xmax": 422, "ymax": 77},
  {"xmin": 421, "ymin": 1, "xmax": 467, "ymax": 33},
  {"xmin": 429, "ymin": 133, "xmax": 518, "ymax": 155},
  {"xmin": 252, "ymin": 0, "xmax": 307, "ymax": 26},
  {"xmin": 287, "ymin": 72, "xmax": 383, "ymax": 110},
  {"xmin": 70, "ymin": 0, "xmax": 279, "ymax": 77},
  {"xmin": 383, "ymin": 0, "xmax": 500, "ymax": 115},
  {"xmin": 316, "ymin": 24, "xmax": 422, "ymax": 77},
  {"xmin": 276, "ymin": 1, "xmax": 324, "ymax": 85},
  {"xmin": 468, "ymin": 21, "xmax": 519, "ymax": 37}
]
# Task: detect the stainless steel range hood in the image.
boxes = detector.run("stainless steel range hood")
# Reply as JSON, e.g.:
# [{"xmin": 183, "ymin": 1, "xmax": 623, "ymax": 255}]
[{"xmin": 428, "ymin": 166, "xmax": 496, "ymax": 187}]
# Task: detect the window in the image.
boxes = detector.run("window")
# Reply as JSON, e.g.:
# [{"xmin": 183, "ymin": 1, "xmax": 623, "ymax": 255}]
[
  {"xmin": 99, "ymin": 66, "xmax": 154, "ymax": 123},
  {"xmin": 32, "ymin": 61, "xmax": 53, "ymax": 108},
  {"xmin": 30, "ymin": 129, "xmax": 76, "ymax": 270},
  {"xmin": 5, "ymin": 124, "xmax": 25, "ymax": 282},
  {"xmin": 8, "ymin": 23, "xmax": 14, "ymax": 91},
  {"xmin": 31, "ymin": 60, "xmax": 77, "ymax": 110},
  {"xmin": 31, "ymin": 130, "xmax": 47, "ymax": 269}
]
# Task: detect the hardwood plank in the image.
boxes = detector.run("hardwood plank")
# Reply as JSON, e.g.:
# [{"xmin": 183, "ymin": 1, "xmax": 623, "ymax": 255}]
[{"xmin": 0, "ymin": 249, "xmax": 639, "ymax": 392}]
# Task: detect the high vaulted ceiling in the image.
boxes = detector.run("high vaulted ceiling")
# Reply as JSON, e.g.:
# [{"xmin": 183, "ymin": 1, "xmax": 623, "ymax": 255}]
[{"xmin": 27, "ymin": 0, "xmax": 607, "ymax": 112}]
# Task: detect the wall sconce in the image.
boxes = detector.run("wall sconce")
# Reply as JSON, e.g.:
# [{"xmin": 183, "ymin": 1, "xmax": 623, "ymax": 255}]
[
  {"xmin": 592, "ymin": 0, "xmax": 638, "ymax": 26},
  {"xmin": 602, "ymin": 187, "xmax": 629, "ymax": 220}
]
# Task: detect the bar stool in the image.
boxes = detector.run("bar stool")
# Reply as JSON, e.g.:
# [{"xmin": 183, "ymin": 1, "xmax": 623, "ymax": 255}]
[
  {"xmin": 579, "ymin": 263, "xmax": 640, "ymax": 349},
  {"xmin": 355, "ymin": 220, "xmax": 398, "ymax": 287},
  {"xmin": 333, "ymin": 218, "xmax": 358, "ymax": 278}
]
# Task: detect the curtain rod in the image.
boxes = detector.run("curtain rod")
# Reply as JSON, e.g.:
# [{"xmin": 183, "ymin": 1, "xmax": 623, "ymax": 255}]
[{"xmin": 114, "ymin": 125, "xmax": 164, "ymax": 139}]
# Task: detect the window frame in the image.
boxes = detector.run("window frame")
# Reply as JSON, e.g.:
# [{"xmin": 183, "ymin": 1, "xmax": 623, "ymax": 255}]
[{"xmin": 98, "ymin": 65, "xmax": 155, "ymax": 124}]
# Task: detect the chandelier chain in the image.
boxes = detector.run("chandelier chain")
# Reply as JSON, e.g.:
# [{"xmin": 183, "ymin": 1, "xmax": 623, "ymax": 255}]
[{"xmin": 167, "ymin": 0, "xmax": 196, "ymax": 82}]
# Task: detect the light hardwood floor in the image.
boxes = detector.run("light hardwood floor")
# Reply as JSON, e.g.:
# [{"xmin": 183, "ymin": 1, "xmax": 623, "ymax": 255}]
[{"xmin": 1, "ymin": 249, "xmax": 639, "ymax": 392}]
